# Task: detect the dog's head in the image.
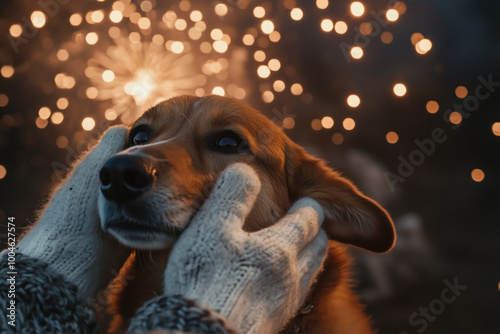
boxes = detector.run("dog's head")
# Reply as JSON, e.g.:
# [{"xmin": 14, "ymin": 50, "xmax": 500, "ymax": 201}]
[{"xmin": 98, "ymin": 95, "xmax": 395, "ymax": 252}]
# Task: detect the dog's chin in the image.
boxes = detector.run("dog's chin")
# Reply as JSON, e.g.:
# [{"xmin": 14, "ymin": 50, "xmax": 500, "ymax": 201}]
[{"xmin": 105, "ymin": 220, "xmax": 178, "ymax": 250}]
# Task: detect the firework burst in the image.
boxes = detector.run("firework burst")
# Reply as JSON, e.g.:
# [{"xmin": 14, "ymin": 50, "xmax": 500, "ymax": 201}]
[{"xmin": 88, "ymin": 37, "xmax": 201, "ymax": 123}]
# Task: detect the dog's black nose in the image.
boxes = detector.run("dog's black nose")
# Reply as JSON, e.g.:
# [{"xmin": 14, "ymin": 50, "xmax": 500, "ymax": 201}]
[{"xmin": 99, "ymin": 155, "xmax": 154, "ymax": 203}]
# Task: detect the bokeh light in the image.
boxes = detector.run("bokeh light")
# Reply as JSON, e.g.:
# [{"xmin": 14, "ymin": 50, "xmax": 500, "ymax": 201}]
[
  {"xmin": 291, "ymin": 8, "xmax": 304, "ymax": 21},
  {"xmin": 291, "ymin": 83, "xmax": 303, "ymax": 95},
  {"xmin": 110, "ymin": 10, "xmax": 123, "ymax": 23},
  {"xmin": 283, "ymin": 117, "xmax": 295, "ymax": 129},
  {"xmin": 0, "ymin": 165, "xmax": 6, "ymax": 180},
  {"xmin": 243, "ymin": 34, "xmax": 255, "ymax": 46},
  {"xmin": 36, "ymin": 117, "xmax": 48, "ymax": 129},
  {"xmin": 215, "ymin": 4, "xmax": 228, "ymax": 16},
  {"xmin": 1, "ymin": 66, "xmax": 14, "ymax": 79},
  {"xmin": 311, "ymin": 119, "xmax": 322, "ymax": 131},
  {"xmin": 0, "ymin": 94, "xmax": 9, "ymax": 107},
  {"xmin": 253, "ymin": 6, "xmax": 265, "ymax": 18},
  {"xmin": 321, "ymin": 116, "xmax": 334, "ymax": 129},
  {"xmin": 90, "ymin": 10, "xmax": 104, "ymax": 24},
  {"xmin": 56, "ymin": 136, "xmax": 69, "ymax": 148},
  {"xmin": 335, "ymin": 21, "xmax": 348, "ymax": 34},
  {"xmin": 190, "ymin": 10, "xmax": 202, "ymax": 22},
  {"xmin": 426, "ymin": 100, "xmax": 439, "ymax": 114},
  {"xmin": 254, "ymin": 50, "xmax": 266, "ymax": 62},
  {"xmin": 273, "ymin": 80, "xmax": 285, "ymax": 92},
  {"xmin": 332, "ymin": 133, "xmax": 344, "ymax": 145},
  {"xmin": 381, "ymin": 31, "xmax": 393, "ymax": 44},
  {"xmin": 360, "ymin": 22, "xmax": 372, "ymax": 35},
  {"xmin": 393, "ymin": 83, "xmax": 407, "ymax": 97},
  {"xmin": 316, "ymin": 0, "xmax": 329, "ymax": 9},
  {"xmin": 31, "ymin": 11, "xmax": 46, "ymax": 28},
  {"xmin": 386, "ymin": 9, "xmax": 399, "ymax": 22},
  {"xmin": 321, "ymin": 19, "xmax": 334, "ymax": 32},
  {"xmin": 69, "ymin": 13, "xmax": 83, "ymax": 26},
  {"xmin": 455, "ymin": 86, "xmax": 468, "ymax": 98},
  {"xmin": 51, "ymin": 112, "xmax": 64, "ymax": 125},
  {"xmin": 257, "ymin": 65, "xmax": 271, "ymax": 78},
  {"xmin": 471, "ymin": 169, "xmax": 485, "ymax": 182},
  {"xmin": 449, "ymin": 111, "xmax": 463, "ymax": 125},
  {"xmin": 386, "ymin": 131, "xmax": 399, "ymax": 144},
  {"xmin": 86, "ymin": 87, "xmax": 99, "ymax": 99},
  {"xmin": 56, "ymin": 98, "xmax": 69, "ymax": 110},
  {"xmin": 268, "ymin": 59, "xmax": 281, "ymax": 71},
  {"xmin": 105, "ymin": 109, "xmax": 118, "ymax": 121},
  {"xmin": 347, "ymin": 94, "xmax": 361, "ymax": 107},
  {"xmin": 102, "ymin": 70, "xmax": 115, "ymax": 82},
  {"xmin": 172, "ymin": 41, "xmax": 185, "ymax": 53},
  {"xmin": 350, "ymin": 2, "xmax": 365, "ymax": 17},
  {"xmin": 416, "ymin": 38, "xmax": 432, "ymax": 54},
  {"xmin": 394, "ymin": 1, "xmax": 407, "ymax": 14},
  {"xmin": 492, "ymin": 122, "xmax": 500, "ymax": 136},
  {"xmin": 262, "ymin": 90, "xmax": 274, "ymax": 103},
  {"xmin": 86, "ymin": 32, "xmax": 98, "ymax": 45},
  {"xmin": 138, "ymin": 17, "xmax": 151, "ymax": 29},
  {"xmin": 57, "ymin": 49, "xmax": 69, "ymax": 61},
  {"xmin": 38, "ymin": 107, "xmax": 51, "ymax": 120},
  {"xmin": 343, "ymin": 117, "xmax": 356, "ymax": 130},
  {"xmin": 351, "ymin": 46, "xmax": 364, "ymax": 59},
  {"xmin": 261, "ymin": 20, "xmax": 274, "ymax": 34},
  {"xmin": 82, "ymin": 117, "xmax": 96, "ymax": 131},
  {"xmin": 9, "ymin": 24, "xmax": 22, "ymax": 37},
  {"xmin": 141, "ymin": 1, "xmax": 153, "ymax": 12},
  {"xmin": 212, "ymin": 86, "xmax": 225, "ymax": 96}
]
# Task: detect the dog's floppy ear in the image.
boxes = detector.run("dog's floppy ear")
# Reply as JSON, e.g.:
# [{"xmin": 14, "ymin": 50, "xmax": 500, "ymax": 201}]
[{"xmin": 286, "ymin": 143, "xmax": 395, "ymax": 253}]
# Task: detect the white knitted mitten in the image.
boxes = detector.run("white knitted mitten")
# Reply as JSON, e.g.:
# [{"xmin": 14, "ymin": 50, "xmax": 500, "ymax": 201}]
[
  {"xmin": 163, "ymin": 163, "xmax": 328, "ymax": 334},
  {"xmin": 17, "ymin": 126, "xmax": 131, "ymax": 302}
]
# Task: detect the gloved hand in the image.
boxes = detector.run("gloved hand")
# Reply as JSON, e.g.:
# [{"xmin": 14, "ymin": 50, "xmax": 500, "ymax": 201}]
[
  {"xmin": 17, "ymin": 126, "xmax": 131, "ymax": 302},
  {"xmin": 162, "ymin": 164, "xmax": 328, "ymax": 334}
]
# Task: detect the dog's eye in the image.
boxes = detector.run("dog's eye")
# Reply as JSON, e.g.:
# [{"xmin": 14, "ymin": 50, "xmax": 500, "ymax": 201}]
[
  {"xmin": 133, "ymin": 131, "xmax": 150, "ymax": 145},
  {"xmin": 129, "ymin": 126, "xmax": 152, "ymax": 147},
  {"xmin": 217, "ymin": 136, "xmax": 239, "ymax": 149},
  {"xmin": 211, "ymin": 131, "xmax": 248, "ymax": 154}
]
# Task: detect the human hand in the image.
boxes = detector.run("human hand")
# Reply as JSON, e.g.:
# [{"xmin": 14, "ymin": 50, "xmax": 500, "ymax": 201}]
[
  {"xmin": 162, "ymin": 164, "xmax": 328, "ymax": 334},
  {"xmin": 17, "ymin": 126, "xmax": 131, "ymax": 301}
]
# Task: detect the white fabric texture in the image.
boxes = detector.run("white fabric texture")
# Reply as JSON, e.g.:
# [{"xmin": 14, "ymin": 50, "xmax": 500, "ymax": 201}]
[
  {"xmin": 163, "ymin": 163, "xmax": 329, "ymax": 334},
  {"xmin": 17, "ymin": 126, "xmax": 130, "ymax": 302}
]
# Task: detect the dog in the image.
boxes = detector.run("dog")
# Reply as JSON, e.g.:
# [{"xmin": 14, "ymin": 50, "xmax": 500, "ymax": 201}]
[{"xmin": 98, "ymin": 95, "xmax": 396, "ymax": 333}]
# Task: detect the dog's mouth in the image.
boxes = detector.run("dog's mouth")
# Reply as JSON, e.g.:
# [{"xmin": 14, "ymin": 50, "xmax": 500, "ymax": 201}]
[
  {"xmin": 106, "ymin": 220, "xmax": 181, "ymax": 236},
  {"xmin": 104, "ymin": 219, "xmax": 182, "ymax": 249}
]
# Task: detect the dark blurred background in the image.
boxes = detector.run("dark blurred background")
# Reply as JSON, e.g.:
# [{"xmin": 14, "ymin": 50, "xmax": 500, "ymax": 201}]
[{"xmin": 1, "ymin": 0, "xmax": 499, "ymax": 333}]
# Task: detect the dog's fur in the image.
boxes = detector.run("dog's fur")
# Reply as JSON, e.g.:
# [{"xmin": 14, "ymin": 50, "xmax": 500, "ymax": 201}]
[{"xmin": 99, "ymin": 95, "xmax": 396, "ymax": 333}]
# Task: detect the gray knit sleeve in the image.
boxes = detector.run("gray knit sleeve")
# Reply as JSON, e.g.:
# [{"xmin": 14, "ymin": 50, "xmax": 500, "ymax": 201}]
[
  {"xmin": 127, "ymin": 295, "xmax": 237, "ymax": 334},
  {"xmin": 0, "ymin": 251, "xmax": 96, "ymax": 334}
]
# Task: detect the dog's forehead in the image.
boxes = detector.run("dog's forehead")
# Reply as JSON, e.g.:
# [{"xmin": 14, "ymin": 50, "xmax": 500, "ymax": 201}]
[{"xmin": 137, "ymin": 95, "xmax": 274, "ymax": 134}]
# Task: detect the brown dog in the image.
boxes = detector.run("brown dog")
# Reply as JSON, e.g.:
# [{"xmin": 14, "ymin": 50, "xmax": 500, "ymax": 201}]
[{"xmin": 98, "ymin": 95, "xmax": 396, "ymax": 333}]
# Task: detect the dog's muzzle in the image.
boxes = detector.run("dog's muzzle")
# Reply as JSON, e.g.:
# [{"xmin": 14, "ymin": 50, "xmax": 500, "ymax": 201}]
[{"xmin": 99, "ymin": 154, "xmax": 155, "ymax": 203}]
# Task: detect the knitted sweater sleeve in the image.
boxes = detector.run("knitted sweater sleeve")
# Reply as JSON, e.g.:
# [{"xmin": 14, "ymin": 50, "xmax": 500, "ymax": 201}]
[
  {"xmin": 0, "ymin": 250, "xmax": 235, "ymax": 334},
  {"xmin": 0, "ymin": 251, "xmax": 96, "ymax": 333},
  {"xmin": 127, "ymin": 295, "xmax": 237, "ymax": 334}
]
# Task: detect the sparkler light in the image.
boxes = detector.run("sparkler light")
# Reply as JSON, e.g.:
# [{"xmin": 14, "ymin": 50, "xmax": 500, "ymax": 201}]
[{"xmin": 88, "ymin": 38, "xmax": 200, "ymax": 122}]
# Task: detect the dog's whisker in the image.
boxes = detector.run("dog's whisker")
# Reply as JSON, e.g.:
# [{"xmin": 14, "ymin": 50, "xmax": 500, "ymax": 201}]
[{"xmin": 179, "ymin": 111, "xmax": 194, "ymax": 128}]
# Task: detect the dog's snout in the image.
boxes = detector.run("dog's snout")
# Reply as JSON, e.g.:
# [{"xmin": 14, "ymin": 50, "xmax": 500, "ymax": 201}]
[{"xmin": 100, "ymin": 155, "xmax": 155, "ymax": 203}]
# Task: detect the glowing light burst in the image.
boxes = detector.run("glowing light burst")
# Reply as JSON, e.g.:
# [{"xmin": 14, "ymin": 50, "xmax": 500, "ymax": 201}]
[
  {"xmin": 124, "ymin": 70, "xmax": 154, "ymax": 103},
  {"xmin": 88, "ymin": 38, "xmax": 200, "ymax": 123}
]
